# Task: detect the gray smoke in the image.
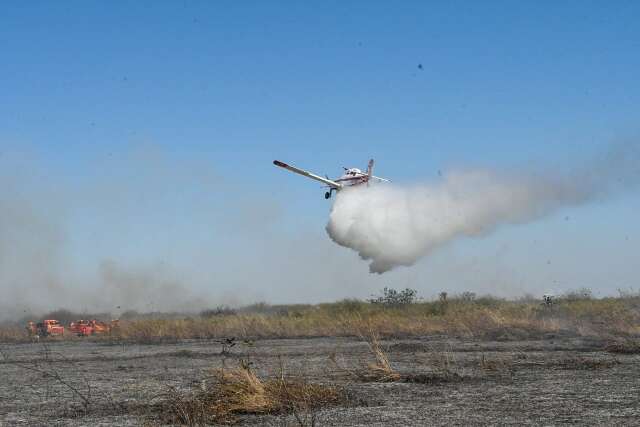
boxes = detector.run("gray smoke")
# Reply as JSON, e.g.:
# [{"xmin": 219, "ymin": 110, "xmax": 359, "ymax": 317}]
[
  {"xmin": 0, "ymin": 147, "xmax": 221, "ymax": 321},
  {"xmin": 0, "ymin": 162, "xmax": 68, "ymax": 318},
  {"xmin": 326, "ymin": 141, "xmax": 640, "ymax": 273},
  {"xmin": 1, "ymin": 141, "xmax": 637, "ymax": 320}
]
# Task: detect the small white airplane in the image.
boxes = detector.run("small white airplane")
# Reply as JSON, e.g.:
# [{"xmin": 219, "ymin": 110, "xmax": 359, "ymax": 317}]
[{"xmin": 273, "ymin": 158, "xmax": 389, "ymax": 199}]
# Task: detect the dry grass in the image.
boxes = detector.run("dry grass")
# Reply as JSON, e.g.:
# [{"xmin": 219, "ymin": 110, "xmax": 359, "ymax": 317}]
[
  {"xmin": 2, "ymin": 295, "xmax": 639, "ymax": 344},
  {"xmin": 358, "ymin": 327, "xmax": 401, "ymax": 382},
  {"xmin": 479, "ymin": 353, "xmax": 509, "ymax": 371},
  {"xmin": 340, "ymin": 324, "xmax": 465, "ymax": 384},
  {"xmin": 0, "ymin": 325, "xmax": 30, "ymax": 343},
  {"xmin": 161, "ymin": 361, "xmax": 347, "ymax": 425},
  {"xmin": 116, "ymin": 297, "xmax": 637, "ymax": 342}
]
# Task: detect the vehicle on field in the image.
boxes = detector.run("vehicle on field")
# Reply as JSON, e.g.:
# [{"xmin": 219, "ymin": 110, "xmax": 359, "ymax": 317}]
[
  {"xmin": 27, "ymin": 319, "xmax": 65, "ymax": 337},
  {"xmin": 69, "ymin": 319, "xmax": 118, "ymax": 336}
]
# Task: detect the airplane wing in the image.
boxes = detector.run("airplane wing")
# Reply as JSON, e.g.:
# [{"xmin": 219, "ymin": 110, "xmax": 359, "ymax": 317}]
[
  {"xmin": 273, "ymin": 160, "xmax": 343, "ymax": 189},
  {"xmin": 371, "ymin": 176, "xmax": 390, "ymax": 182}
]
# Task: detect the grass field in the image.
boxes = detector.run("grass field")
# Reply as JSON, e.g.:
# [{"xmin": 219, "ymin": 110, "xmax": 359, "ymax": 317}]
[
  {"xmin": 2, "ymin": 291, "xmax": 639, "ymax": 344},
  {"xmin": 1, "ymin": 291, "xmax": 639, "ymax": 425}
]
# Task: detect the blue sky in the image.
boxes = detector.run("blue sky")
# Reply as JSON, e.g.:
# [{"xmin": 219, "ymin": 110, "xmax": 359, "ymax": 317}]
[{"xmin": 1, "ymin": 2, "xmax": 639, "ymax": 310}]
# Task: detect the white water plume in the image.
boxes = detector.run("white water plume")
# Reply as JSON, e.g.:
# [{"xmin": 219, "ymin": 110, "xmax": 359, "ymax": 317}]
[{"xmin": 326, "ymin": 142, "xmax": 639, "ymax": 273}]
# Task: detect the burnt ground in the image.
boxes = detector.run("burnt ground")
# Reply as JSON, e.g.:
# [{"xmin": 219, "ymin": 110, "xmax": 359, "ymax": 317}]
[{"xmin": 1, "ymin": 335, "xmax": 639, "ymax": 426}]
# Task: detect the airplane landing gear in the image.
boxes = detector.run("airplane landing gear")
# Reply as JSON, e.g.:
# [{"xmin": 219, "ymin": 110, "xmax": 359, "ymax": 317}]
[{"xmin": 324, "ymin": 191, "xmax": 331, "ymax": 199}]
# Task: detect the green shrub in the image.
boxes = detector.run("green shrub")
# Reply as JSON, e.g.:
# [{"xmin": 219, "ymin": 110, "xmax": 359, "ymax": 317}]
[{"xmin": 368, "ymin": 287, "xmax": 418, "ymax": 307}]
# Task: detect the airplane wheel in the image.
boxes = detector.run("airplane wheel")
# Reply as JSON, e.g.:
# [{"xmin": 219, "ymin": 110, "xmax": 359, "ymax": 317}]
[{"xmin": 324, "ymin": 192, "xmax": 331, "ymax": 199}]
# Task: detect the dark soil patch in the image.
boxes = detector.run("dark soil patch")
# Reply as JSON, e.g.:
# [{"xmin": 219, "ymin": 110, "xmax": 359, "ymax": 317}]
[
  {"xmin": 605, "ymin": 340, "xmax": 640, "ymax": 354},
  {"xmin": 401, "ymin": 372, "xmax": 464, "ymax": 384}
]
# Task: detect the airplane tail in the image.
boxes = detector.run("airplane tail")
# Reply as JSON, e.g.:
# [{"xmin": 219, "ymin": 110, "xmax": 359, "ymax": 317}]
[{"xmin": 366, "ymin": 159, "xmax": 374, "ymax": 184}]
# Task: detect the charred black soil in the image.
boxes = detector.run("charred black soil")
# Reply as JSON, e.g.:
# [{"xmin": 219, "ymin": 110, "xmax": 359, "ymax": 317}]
[{"xmin": 1, "ymin": 336, "xmax": 639, "ymax": 426}]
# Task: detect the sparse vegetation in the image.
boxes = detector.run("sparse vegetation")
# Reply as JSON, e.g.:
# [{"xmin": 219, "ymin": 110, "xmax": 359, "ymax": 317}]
[
  {"xmin": 2, "ymin": 321, "xmax": 639, "ymax": 425},
  {"xmin": 368, "ymin": 287, "xmax": 418, "ymax": 307},
  {"xmin": 160, "ymin": 360, "xmax": 348, "ymax": 425},
  {"xmin": 0, "ymin": 325, "xmax": 29, "ymax": 343},
  {"xmin": 357, "ymin": 327, "xmax": 401, "ymax": 382},
  {"xmin": 562, "ymin": 287, "xmax": 594, "ymax": 302},
  {"xmin": 200, "ymin": 305, "xmax": 238, "ymax": 318},
  {"xmin": 2, "ymin": 292, "xmax": 639, "ymax": 344},
  {"xmin": 337, "ymin": 324, "xmax": 465, "ymax": 385},
  {"xmin": 479, "ymin": 353, "xmax": 512, "ymax": 373},
  {"xmin": 0, "ymin": 343, "xmax": 93, "ymax": 413},
  {"xmin": 458, "ymin": 291, "xmax": 477, "ymax": 302}
]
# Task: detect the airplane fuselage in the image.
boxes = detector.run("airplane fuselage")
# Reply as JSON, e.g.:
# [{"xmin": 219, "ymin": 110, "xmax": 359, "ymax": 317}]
[{"xmin": 273, "ymin": 158, "xmax": 387, "ymax": 200}]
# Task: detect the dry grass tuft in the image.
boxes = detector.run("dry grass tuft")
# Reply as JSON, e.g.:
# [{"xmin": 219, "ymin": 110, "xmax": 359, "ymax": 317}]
[
  {"xmin": 332, "ymin": 334, "xmax": 466, "ymax": 385},
  {"xmin": 358, "ymin": 327, "xmax": 401, "ymax": 382},
  {"xmin": 605, "ymin": 339, "xmax": 640, "ymax": 354},
  {"xmin": 345, "ymin": 325, "xmax": 468, "ymax": 384},
  {"xmin": 409, "ymin": 347, "xmax": 468, "ymax": 383},
  {"xmin": 479, "ymin": 354, "xmax": 505, "ymax": 371},
  {"xmin": 478, "ymin": 353, "xmax": 516, "ymax": 375},
  {"xmin": 162, "ymin": 361, "xmax": 347, "ymax": 425}
]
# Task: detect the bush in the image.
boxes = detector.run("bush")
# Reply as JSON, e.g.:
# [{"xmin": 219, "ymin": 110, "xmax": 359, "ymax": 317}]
[
  {"xmin": 325, "ymin": 299, "xmax": 367, "ymax": 315},
  {"xmin": 240, "ymin": 302, "xmax": 271, "ymax": 314},
  {"xmin": 200, "ymin": 306, "xmax": 237, "ymax": 318},
  {"xmin": 562, "ymin": 288, "xmax": 593, "ymax": 302},
  {"xmin": 368, "ymin": 287, "xmax": 418, "ymax": 307},
  {"xmin": 162, "ymin": 361, "xmax": 347, "ymax": 424},
  {"xmin": 459, "ymin": 291, "xmax": 477, "ymax": 302}
]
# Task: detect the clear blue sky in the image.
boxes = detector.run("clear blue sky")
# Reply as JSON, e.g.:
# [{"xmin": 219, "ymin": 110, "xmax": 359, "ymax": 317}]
[{"xmin": 1, "ymin": 2, "xmax": 639, "ymax": 310}]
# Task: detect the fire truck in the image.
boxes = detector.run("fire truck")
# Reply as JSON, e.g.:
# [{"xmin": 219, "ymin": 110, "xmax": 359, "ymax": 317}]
[
  {"xmin": 69, "ymin": 319, "xmax": 116, "ymax": 336},
  {"xmin": 27, "ymin": 320, "xmax": 65, "ymax": 337}
]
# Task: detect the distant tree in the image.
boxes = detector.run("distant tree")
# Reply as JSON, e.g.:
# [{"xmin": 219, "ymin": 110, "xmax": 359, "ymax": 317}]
[
  {"xmin": 120, "ymin": 310, "xmax": 140, "ymax": 320},
  {"xmin": 617, "ymin": 287, "xmax": 640, "ymax": 299},
  {"xmin": 368, "ymin": 287, "xmax": 418, "ymax": 307},
  {"xmin": 199, "ymin": 306, "xmax": 237, "ymax": 318},
  {"xmin": 460, "ymin": 291, "xmax": 476, "ymax": 302},
  {"xmin": 437, "ymin": 291, "xmax": 449, "ymax": 314},
  {"xmin": 562, "ymin": 288, "xmax": 593, "ymax": 302}
]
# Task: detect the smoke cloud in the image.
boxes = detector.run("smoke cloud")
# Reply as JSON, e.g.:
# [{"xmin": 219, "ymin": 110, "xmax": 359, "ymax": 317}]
[
  {"xmin": 326, "ymin": 141, "xmax": 640, "ymax": 273},
  {"xmin": 1, "ymin": 140, "xmax": 638, "ymax": 320},
  {"xmin": 0, "ymin": 146, "xmax": 228, "ymax": 321}
]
